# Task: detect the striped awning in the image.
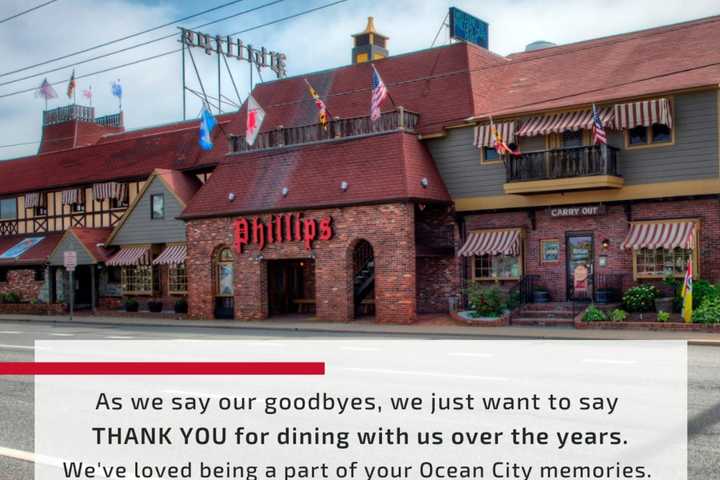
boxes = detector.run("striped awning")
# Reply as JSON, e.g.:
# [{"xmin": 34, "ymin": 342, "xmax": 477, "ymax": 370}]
[
  {"xmin": 106, "ymin": 246, "xmax": 151, "ymax": 266},
  {"xmin": 517, "ymin": 107, "xmax": 614, "ymax": 137},
  {"xmin": 613, "ymin": 98, "xmax": 673, "ymax": 130},
  {"xmin": 93, "ymin": 182, "xmax": 127, "ymax": 201},
  {"xmin": 152, "ymin": 245, "xmax": 187, "ymax": 265},
  {"xmin": 473, "ymin": 121, "xmax": 517, "ymax": 148},
  {"xmin": 61, "ymin": 188, "xmax": 83, "ymax": 205},
  {"xmin": 457, "ymin": 229, "xmax": 521, "ymax": 257},
  {"xmin": 620, "ymin": 221, "xmax": 695, "ymax": 250},
  {"xmin": 24, "ymin": 192, "xmax": 45, "ymax": 209}
]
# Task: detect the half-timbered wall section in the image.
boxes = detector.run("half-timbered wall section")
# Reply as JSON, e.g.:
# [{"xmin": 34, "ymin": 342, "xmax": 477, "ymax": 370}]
[{"xmin": 0, "ymin": 181, "xmax": 144, "ymax": 236}]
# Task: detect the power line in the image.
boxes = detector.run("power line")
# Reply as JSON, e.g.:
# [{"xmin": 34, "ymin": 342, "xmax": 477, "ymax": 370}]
[
  {"xmin": 0, "ymin": 0, "xmax": 286, "ymax": 88},
  {"xmin": 0, "ymin": 0, "xmax": 350, "ymax": 100},
  {"xmin": 0, "ymin": 0, "xmax": 248, "ymax": 78},
  {"xmin": 0, "ymin": 0, "xmax": 59, "ymax": 25}
]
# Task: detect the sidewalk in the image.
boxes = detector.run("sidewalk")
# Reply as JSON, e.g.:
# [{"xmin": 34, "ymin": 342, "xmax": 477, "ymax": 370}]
[{"xmin": 1, "ymin": 313, "xmax": 719, "ymax": 345}]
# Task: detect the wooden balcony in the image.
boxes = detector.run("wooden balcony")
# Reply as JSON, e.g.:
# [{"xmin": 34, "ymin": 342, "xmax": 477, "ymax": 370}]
[
  {"xmin": 230, "ymin": 107, "xmax": 419, "ymax": 154},
  {"xmin": 504, "ymin": 145, "xmax": 623, "ymax": 194}
]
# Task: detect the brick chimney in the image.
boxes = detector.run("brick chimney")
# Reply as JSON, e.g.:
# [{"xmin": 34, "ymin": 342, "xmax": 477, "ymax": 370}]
[{"xmin": 39, "ymin": 105, "xmax": 125, "ymax": 154}]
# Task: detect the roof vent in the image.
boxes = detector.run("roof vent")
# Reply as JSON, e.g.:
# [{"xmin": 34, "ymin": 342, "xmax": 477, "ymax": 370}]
[{"xmin": 525, "ymin": 40, "xmax": 556, "ymax": 52}]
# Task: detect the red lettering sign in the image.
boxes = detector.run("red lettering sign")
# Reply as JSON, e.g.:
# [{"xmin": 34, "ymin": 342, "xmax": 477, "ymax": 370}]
[{"xmin": 232, "ymin": 213, "xmax": 333, "ymax": 254}]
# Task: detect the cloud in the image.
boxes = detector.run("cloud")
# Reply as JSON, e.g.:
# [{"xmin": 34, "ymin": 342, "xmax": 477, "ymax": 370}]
[{"xmin": 1, "ymin": 0, "xmax": 719, "ymax": 161}]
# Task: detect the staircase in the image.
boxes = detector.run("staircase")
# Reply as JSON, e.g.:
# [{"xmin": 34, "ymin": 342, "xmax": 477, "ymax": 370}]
[{"xmin": 511, "ymin": 302, "xmax": 577, "ymax": 327}]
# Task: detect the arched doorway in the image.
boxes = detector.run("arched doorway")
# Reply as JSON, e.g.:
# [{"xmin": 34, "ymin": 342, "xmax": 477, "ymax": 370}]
[
  {"xmin": 213, "ymin": 247, "xmax": 235, "ymax": 319},
  {"xmin": 352, "ymin": 240, "xmax": 375, "ymax": 318}
]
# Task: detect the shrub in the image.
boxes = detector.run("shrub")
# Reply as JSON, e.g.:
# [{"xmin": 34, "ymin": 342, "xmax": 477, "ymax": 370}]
[
  {"xmin": 148, "ymin": 300, "xmax": 163, "ymax": 313},
  {"xmin": 124, "ymin": 298, "xmax": 139, "ymax": 312},
  {"xmin": 505, "ymin": 290, "xmax": 521, "ymax": 311},
  {"xmin": 657, "ymin": 311, "xmax": 671, "ymax": 322},
  {"xmin": 609, "ymin": 309, "xmax": 627, "ymax": 322},
  {"xmin": 622, "ymin": 285, "xmax": 660, "ymax": 313},
  {"xmin": 693, "ymin": 296, "xmax": 720, "ymax": 324},
  {"xmin": 2, "ymin": 292, "xmax": 21, "ymax": 304},
  {"xmin": 583, "ymin": 305, "xmax": 607, "ymax": 322},
  {"xmin": 692, "ymin": 280, "xmax": 720, "ymax": 309},
  {"xmin": 465, "ymin": 283, "xmax": 506, "ymax": 318},
  {"xmin": 175, "ymin": 298, "xmax": 188, "ymax": 314}
]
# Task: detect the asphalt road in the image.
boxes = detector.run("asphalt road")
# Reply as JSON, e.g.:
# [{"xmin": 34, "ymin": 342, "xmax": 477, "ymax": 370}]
[{"xmin": 0, "ymin": 321, "xmax": 717, "ymax": 480}]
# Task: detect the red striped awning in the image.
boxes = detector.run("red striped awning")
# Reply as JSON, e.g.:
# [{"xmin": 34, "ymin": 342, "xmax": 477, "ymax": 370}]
[
  {"xmin": 152, "ymin": 245, "xmax": 187, "ymax": 265},
  {"xmin": 457, "ymin": 229, "xmax": 520, "ymax": 257},
  {"xmin": 93, "ymin": 182, "xmax": 127, "ymax": 201},
  {"xmin": 517, "ymin": 107, "xmax": 614, "ymax": 137},
  {"xmin": 620, "ymin": 222, "xmax": 695, "ymax": 250},
  {"xmin": 61, "ymin": 188, "xmax": 83, "ymax": 205},
  {"xmin": 106, "ymin": 246, "xmax": 151, "ymax": 266},
  {"xmin": 24, "ymin": 192, "xmax": 46, "ymax": 209},
  {"xmin": 474, "ymin": 121, "xmax": 516, "ymax": 148},
  {"xmin": 613, "ymin": 98, "xmax": 673, "ymax": 129}
]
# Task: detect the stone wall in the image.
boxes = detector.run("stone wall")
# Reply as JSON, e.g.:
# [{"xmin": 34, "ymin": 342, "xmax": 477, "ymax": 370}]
[{"xmin": 0, "ymin": 269, "xmax": 44, "ymax": 302}]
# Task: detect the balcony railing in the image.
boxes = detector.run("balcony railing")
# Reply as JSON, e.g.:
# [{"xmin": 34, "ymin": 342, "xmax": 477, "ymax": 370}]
[
  {"xmin": 96, "ymin": 112, "xmax": 124, "ymax": 128},
  {"xmin": 43, "ymin": 105, "xmax": 95, "ymax": 126},
  {"xmin": 230, "ymin": 107, "xmax": 419, "ymax": 154},
  {"xmin": 505, "ymin": 145, "xmax": 621, "ymax": 183}
]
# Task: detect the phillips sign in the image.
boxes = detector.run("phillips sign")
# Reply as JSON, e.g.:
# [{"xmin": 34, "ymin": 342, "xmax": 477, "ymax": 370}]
[{"xmin": 234, "ymin": 213, "xmax": 333, "ymax": 253}]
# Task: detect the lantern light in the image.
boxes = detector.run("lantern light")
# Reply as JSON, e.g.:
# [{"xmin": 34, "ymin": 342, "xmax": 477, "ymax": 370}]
[
  {"xmin": 420, "ymin": 177, "xmax": 429, "ymax": 188},
  {"xmin": 340, "ymin": 181, "xmax": 348, "ymax": 192},
  {"xmin": 282, "ymin": 187, "xmax": 289, "ymax": 197},
  {"xmin": 228, "ymin": 192, "xmax": 236, "ymax": 202}
]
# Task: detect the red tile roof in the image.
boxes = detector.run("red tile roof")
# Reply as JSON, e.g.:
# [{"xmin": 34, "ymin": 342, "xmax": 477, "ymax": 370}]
[
  {"xmin": 181, "ymin": 132, "xmax": 450, "ymax": 218},
  {"xmin": 69, "ymin": 228, "xmax": 114, "ymax": 262},
  {"xmin": 153, "ymin": 169, "xmax": 203, "ymax": 206},
  {"xmin": 0, "ymin": 233, "xmax": 63, "ymax": 265},
  {"xmin": 0, "ymin": 118, "xmax": 230, "ymax": 198}
]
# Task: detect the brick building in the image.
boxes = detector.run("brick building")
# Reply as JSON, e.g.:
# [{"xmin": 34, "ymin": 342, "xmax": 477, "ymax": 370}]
[{"xmin": 1, "ymin": 15, "xmax": 720, "ymax": 322}]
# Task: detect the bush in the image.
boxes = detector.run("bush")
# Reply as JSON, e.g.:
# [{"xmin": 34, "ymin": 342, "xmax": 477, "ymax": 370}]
[
  {"xmin": 693, "ymin": 296, "xmax": 720, "ymax": 324},
  {"xmin": 609, "ymin": 309, "xmax": 627, "ymax": 322},
  {"xmin": 692, "ymin": 280, "xmax": 720, "ymax": 309},
  {"xmin": 622, "ymin": 285, "xmax": 660, "ymax": 313},
  {"xmin": 657, "ymin": 311, "xmax": 671, "ymax": 322},
  {"xmin": 1, "ymin": 292, "xmax": 21, "ymax": 304},
  {"xmin": 583, "ymin": 305, "xmax": 607, "ymax": 322},
  {"xmin": 148, "ymin": 300, "xmax": 163, "ymax": 313},
  {"xmin": 175, "ymin": 298, "xmax": 188, "ymax": 314},
  {"xmin": 124, "ymin": 298, "xmax": 139, "ymax": 312},
  {"xmin": 465, "ymin": 283, "xmax": 506, "ymax": 318}
]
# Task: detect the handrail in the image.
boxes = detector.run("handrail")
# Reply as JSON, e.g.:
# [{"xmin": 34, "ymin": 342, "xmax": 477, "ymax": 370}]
[
  {"xmin": 508, "ymin": 274, "xmax": 541, "ymax": 307},
  {"xmin": 506, "ymin": 144, "xmax": 621, "ymax": 183}
]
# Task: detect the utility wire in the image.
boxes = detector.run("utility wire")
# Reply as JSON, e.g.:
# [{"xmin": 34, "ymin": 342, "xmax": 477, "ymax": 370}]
[
  {"xmin": 0, "ymin": 0, "xmax": 248, "ymax": 78},
  {"xmin": 0, "ymin": 0, "xmax": 59, "ymax": 25},
  {"xmin": 0, "ymin": 0, "xmax": 285, "ymax": 88},
  {"xmin": 0, "ymin": 0, "xmax": 349, "ymax": 100}
]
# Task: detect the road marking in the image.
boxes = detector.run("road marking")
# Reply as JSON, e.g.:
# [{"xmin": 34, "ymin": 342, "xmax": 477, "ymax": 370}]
[
  {"xmin": 0, "ymin": 445, "xmax": 62, "ymax": 466},
  {"xmin": 0, "ymin": 330, "xmax": 21, "ymax": 334},
  {"xmin": 0, "ymin": 344, "xmax": 33, "ymax": 350},
  {"xmin": 104, "ymin": 336, "xmax": 134, "ymax": 339},
  {"xmin": 448, "ymin": 352, "xmax": 494, "ymax": 358},
  {"xmin": 50, "ymin": 333, "xmax": 74, "ymax": 337},
  {"xmin": 341, "ymin": 367, "xmax": 509, "ymax": 382},
  {"xmin": 583, "ymin": 358, "xmax": 637, "ymax": 365}
]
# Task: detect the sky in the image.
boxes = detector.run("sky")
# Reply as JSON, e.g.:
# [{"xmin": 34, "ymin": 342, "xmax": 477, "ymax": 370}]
[{"xmin": 1, "ymin": 0, "xmax": 719, "ymax": 161}]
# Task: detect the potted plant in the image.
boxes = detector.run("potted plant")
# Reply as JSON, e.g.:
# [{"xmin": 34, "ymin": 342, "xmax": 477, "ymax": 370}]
[
  {"xmin": 148, "ymin": 299, "xmax": 164, "ymax": 313},
  {"xmin": 533, "ymin": 286, "xmax": 550, "ymax": 303},
  {"xmin": 174, "ymin": 298, "xmax": 188, "ymax": 314},
  {"xmin": 124, "ymin": 298, "xmax": 139, "ymax": 312}
]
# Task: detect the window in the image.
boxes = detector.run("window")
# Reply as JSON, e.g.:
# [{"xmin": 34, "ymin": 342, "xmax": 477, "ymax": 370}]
[
  {"xmin": 107, "ymin": 267, "xmax": 122, "ymax": 284},
  {"xmin": 33, "ymin": 193, "xmax": 48, "ymax": 217},
  {"xmin": 71, "ymin": 190, "xmax": 86, "ymax": 213},
  {"xmin": 481, "ymin": 146, "xmax": 499, "ymax": 163},
  {"xmin": 34, "ymin": 267, "xmax": 45, "ymax": 282},
  {"xmin": 562, "ymin": 130, "xmax": 583, "ymax": 148},
  {"xmin": 110, "ymin": 186, "xmax": 129, "ymax": 209},
  {"xmin": 121, "ymin": 265, "xmax": 153, "ymax": 294},
  {"xmin": 169, "ymin": 263, "xmax": 188, "ymax": 293},
  {"xmin": 635, "ymin": 247, "xmax": 692, "ymax": 278},
  {"xmin": 150, "ymin": 194, "xmax": 165, "ymax": 219},
  {"xmin": 0, "ymin": 198, "xmax": 16, "ymax": 219},
  {"xmin": 473, "ymin": 254, "xmax": 522, "ymax": 280},
  {"xmin": 627, "ymin": 123, "xmax": 673, "ymax": 147},
  {"xmin": 214, "ymin": 248, "xmax": 234, "ymax": 297}
]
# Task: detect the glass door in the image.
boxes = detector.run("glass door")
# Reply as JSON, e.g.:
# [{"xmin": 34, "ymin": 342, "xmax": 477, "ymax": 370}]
[{"xmin": 566, "ymin": 233, "xmax": 594, "ymax": 301}]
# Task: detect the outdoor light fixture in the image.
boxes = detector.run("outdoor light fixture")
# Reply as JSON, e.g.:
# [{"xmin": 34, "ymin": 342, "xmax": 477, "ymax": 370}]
[
  {"xmin": 282, "ymin": 187, "xmax": 289, "ymax": 197},
  {"xmin": 420, "ymin": 177, "xmax": 429, "ymax": 188},
  {"xmin": 228, "ymin": 192, "xmax": 236, "ymax": 202},
  {"xmin": 255, "ymin": 253, "xmax": 264, "ymax": 262},
  {"xmin": 602, "ymin": 239, "xmax": 610, "ymax": 250},
  {"xmin": 340, "ymin": 181, "xmax": 348, "ymax": 192},
  {"xmin": 310, "ymin": 251, "xmax": 317, "ymax": 259}
]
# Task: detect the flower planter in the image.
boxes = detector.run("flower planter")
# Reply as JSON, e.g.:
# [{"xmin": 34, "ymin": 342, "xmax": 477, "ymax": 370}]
[
  {"xmin": 148, "ymin": 301, "xmax": 164, "ymax": 313},
  {"xmin": 654, "ymin": 297, "xmax": 674, "ymax": 313}
]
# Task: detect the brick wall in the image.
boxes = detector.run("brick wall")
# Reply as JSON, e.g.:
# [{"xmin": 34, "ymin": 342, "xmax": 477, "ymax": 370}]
[
  {"xmin": 186, "ymin": 202, "xmax": 417, "ymax": 323},
  {"xmin": 462, "ymin": 198, "xmax": 720, "ymax": 301},
  {"xmin": 0, "ymin": 269, "xmax": 44, "ymax": 301}
]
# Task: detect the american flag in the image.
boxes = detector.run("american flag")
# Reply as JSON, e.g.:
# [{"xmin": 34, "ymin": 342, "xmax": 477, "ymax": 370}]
[
  {"xmin": 35, "ymin": 78, "xmax": 58, "ymax": 100},
  {"xmin": 370, "ymin": 64, "xmax": 388, "ymax": 122},
  {"xmin": 592, "ymin": 104, "xmax": 607, "ymax": 144}
]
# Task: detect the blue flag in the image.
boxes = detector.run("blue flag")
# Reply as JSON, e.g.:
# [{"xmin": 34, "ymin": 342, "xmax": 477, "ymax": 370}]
[
  {"xmin": 111, "ymin": 80, "xmax": 122, "ymax": 98},
  {"xmin": 199, "ymin": 104, "xmax": 217, "ymax": 151}
]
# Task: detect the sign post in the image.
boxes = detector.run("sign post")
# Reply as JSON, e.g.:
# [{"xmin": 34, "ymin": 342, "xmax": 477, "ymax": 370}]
[{"xmin": 64, "ymin": 251, "xmax": 77, "ymax": 321}]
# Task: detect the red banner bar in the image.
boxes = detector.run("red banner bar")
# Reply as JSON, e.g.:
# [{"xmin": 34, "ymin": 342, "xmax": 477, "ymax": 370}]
[{"xmin": 0, "ymin": 362, "xmax": 325, "ymax": 376}]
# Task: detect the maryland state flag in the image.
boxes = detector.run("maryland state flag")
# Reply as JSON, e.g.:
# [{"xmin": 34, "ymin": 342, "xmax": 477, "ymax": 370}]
[
  {"xmin": 67, "ymin": 69, "xmax": 77, "ymax": 99},
  {"xmin": 304, "ymin": 79, "xmax": 328, "ymax": 130},
  {"xmin": 490, "ymin": 117, "xmax": 521, "ymax": 157},
  {"xmin": 681, "ymin": 257, "xmax": 693, "ymax": 323}
]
